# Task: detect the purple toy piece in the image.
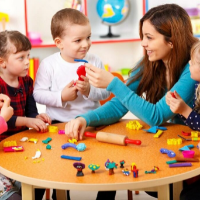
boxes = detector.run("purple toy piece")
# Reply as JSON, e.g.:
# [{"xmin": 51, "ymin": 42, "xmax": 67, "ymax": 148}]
[
  {"xmin": 169, "ymin": 163, "xmax": 192, "ymax": 167},
  {"xmin": 160, "ymin": 148, "xmax": 176, "ymax": 158}
]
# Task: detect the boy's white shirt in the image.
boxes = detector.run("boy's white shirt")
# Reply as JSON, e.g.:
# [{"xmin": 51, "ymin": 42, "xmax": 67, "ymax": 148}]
[{"xmin": 33, "ymin": 52, "xmax": 110, "ymax": 122}]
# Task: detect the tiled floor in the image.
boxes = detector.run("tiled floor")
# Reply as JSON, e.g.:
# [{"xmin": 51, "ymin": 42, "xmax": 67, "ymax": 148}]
[{"xmin": 39, "ymin": 104, "xmax": 156, "ymax": 199}]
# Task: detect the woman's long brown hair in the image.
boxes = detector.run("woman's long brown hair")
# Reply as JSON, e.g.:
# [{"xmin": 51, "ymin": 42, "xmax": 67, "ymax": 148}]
[{"xmin": 128, "ymin": 4, "xmax": 198, "ymax": 104}]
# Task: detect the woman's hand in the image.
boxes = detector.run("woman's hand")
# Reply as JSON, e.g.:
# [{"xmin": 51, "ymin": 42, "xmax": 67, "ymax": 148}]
[
  {"xmin": 85, "ymin": 63, "xmax": 114, "ymax": 88},
  {"xmin": 65, "ymin": 117, "xmax": 87, "ymax": 140}
]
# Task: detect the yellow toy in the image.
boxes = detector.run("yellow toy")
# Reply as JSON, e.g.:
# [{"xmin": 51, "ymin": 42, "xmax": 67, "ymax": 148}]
[
  {"xmin": 28, "ymin": 138, "xmax": 38, "ymax": 144},
  {"xmin": 68, "ymin": 138, "xmax": 77, "ymax": 144},
  {"xmin": 126, "ymin": 121, "xmax": 143, "ymax": 130},
  {"xmin": 167, "ymin": 138, "xmax": 182, "ymax": 145},
  {"xmin": 0, "ymin": 12, "xmax": 9, "ymax": 31},
  {"xmin": 48, "ymin": 125, "xmax": 58, "ymax": 133},
  {"xmin": 191, "ymin": 131, "xmax": 199, "ymax": 138},
  {"xmin": 154, "ymin": 130, "xmax": 163, "ymax": 138},
  {"xmin": 3, "ymin": 141, "xmax": 17, "ymax": 147}
]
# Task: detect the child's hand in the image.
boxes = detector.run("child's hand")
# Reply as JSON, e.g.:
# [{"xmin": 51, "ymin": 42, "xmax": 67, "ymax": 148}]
[
  {"xmin": 25, "ymin": 118, "xmax": 48, "ymax": 132},
  {"xmin": 75, "ymin": 76, "xmax": 90, "ymax": 97},
  {"xmin": 61, "ymin": 80, "xmax": 78, "ymax": 102},
  {"xmin": 0, "ymin": 94, "xmax": 13, "ymax": 122},
  {"xmin": 65, "ymin": 117, "xmax": 87, "ymax": 140},
  {"xmin": 168, "ymin": 91, "xmax": 192, "ymax": 118},
  {"xmin": 36, "ymin": 113, "xmax": 51, "ymax": 124}
]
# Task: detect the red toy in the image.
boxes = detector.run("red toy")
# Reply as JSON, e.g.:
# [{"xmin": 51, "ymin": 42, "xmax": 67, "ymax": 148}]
[{"xmin": 77, "ymin": 65, "xmax": 86, "ymax": 81}]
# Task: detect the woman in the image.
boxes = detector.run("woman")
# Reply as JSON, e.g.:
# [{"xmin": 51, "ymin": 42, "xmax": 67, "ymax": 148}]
[{"xmin": 65, "ymin": 4, "xmax": 198, "ymax": 200}]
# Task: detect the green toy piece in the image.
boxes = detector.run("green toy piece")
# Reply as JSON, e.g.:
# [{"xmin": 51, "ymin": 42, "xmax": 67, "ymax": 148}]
[
  {"xmin": 42, "ymin": 137, "xmax": 52, "ymax": 144},
  {"xmin": 88, "ymin": 164, "xmax": 100, "ymax": 173},
  {"xmin": 46, "ymin": 144, "xmax": 52, "ymax": 150},
  {"xmin": 106, "ymin": 162, "xmax": 118, "ymax": 175}
]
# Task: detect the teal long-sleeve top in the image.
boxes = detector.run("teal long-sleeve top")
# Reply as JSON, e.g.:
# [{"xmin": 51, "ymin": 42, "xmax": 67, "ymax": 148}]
[{"xmin": 79, "ymin": 63, "xmax": 195, "ymax": 127}]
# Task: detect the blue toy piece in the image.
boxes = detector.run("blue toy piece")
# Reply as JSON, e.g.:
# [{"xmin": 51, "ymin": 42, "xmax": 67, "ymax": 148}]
[
  {"xmin": 74, "ymin": 59, "xmax": 88, "ymax": 63},
  {"xmin": 144, "ymin": 126, "xmax": 167, "ymax": 133},
  {"xmin": 160, "ymin": 148, "xmax": 176, "ymax": 158},
  {"xmin": 61, "ymin": 143, "xmax": 86, "ymax": 152},
  {"xmin": 61, "ymin": 155, "xmax": 82, "ymax": 161},
  {"xmin": 179, "ymin": 144, "xmax": 194, "ymax": 151}
]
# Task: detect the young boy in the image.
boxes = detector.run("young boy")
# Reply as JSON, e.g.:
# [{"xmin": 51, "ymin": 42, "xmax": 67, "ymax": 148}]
[
  {"xmin": 33, "ymin": 8, "xmax": 110, "ymax": 124},
  {"xmin": 33, "ymin": 8, "xmax": 110, "ymax": 200}
]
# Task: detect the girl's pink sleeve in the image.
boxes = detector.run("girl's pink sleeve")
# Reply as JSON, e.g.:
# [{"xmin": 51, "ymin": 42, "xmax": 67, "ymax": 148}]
[{"xmin": 0, "ymin": 116, "xmax": 8, "ymax": 134}]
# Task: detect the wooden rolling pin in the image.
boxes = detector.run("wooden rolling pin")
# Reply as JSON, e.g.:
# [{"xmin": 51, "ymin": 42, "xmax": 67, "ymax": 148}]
[{"xmin": 84, "ymin": 132, "xmax": 141, "ymax": 146}]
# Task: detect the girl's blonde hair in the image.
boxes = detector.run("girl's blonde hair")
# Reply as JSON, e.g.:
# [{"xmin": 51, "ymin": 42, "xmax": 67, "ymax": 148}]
[{"xmin": 191, "ymin": 41, "xmax": 200, "ymax": 113}]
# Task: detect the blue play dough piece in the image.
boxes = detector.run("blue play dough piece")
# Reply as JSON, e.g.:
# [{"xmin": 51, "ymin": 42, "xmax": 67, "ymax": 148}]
[
  {"xmin": 61, "ymin": 155, "xmax": 81, "ymax": 161},
  {"xmin": 157, "ymin": 126, "xmax": 167, "ymax": 130},
  {"xmin": 74, "ymin": 59, "xmax": 88, "ymax": 63},
  {"xmin": 61, "ymin": 143, "xmax": 76, "ymax": 150},
  {"xmin": 179, "ymin": 144, "xmax": 194, "ymax": 151},
  {"xmin": 144, "ymin": 126, "xmax": 157, "ymax": 133},
  {"xmin": 76, "ymin": 143, "xmax": 86, "ymax": 151},
  {"xmin": 61, "ymin": 143, "xmax": 86, "ymax": 152}
]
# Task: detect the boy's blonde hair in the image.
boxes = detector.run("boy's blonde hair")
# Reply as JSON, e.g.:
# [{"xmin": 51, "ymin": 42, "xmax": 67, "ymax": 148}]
[
  {"xmin": 51, "ymin": 8, "xmax": 89, "ymax": 40},
  {"xmin": 191, "ymin": 41, "xmax": 200, "ymax": 113},
  {"xmin": 0, "ymin": 30, "xmax": 31, "ymax": 59}
]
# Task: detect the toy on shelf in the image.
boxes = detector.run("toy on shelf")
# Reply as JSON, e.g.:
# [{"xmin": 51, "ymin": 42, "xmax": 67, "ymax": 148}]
[
  {"xmin": 84, "ymin": 131, "xmax": 141, "ymax": 146},
  {"xmin": 61, "ymin": 155, "xmax": 81, "ymax": 161},
  {"xmin": 73, "ymin": 162, "xmax": 85, "ymax": 176},
  {"xmin": 122, "ymin": 168, "xmax": 130, "ymax": 176},
  {"xmin": 61, "ymin": 143, "xmax": 86, "ymax": 152},
  {"xmin": 42, "ymin": 137, "xmax": 52, "ymax": 144},
  {"xmin": 0, "ymin": 12, "xmax": 9, "ymax": 31},
  {"xmin": 28, "ymin": 32, "xmax": 42, "ymax": 45},
  {"xmin": 119, "ymin": 160, "xmax": 125, "ymax": 168},
  {"xmin": 88, "ymin": 164, "xmax": 100, "ymax": 173},
  {"xmin": 126, "ymin": 120, "xmax": 143, "ymax": 130},
  {"xmin": 105, "ymin": 161, "xmax": 118, "ymax": 175},
  {"xmin": 160, "ymin": 148, "xmax": 176, "ymax": 158}
]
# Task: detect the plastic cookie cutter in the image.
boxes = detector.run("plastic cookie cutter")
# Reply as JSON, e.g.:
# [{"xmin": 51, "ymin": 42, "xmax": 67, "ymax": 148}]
[
  {"xmin": 3, "ymin": 141, "xmax": 17, "ymax": 147},
  {"xmin": 182, "ymin": 131, "xmax": 191, "ymax": 136},
  {"xmin": 143, "ymin": 126, "xmax": 167, "ymax": 133},
  {"xmin": 61, "ymin": 143, "xmax": 86, "ymax": 152},
  {"xmin": 74, "ymin": 59, "xmax": 88, "ymax": 81},
  {"xmin": 160, "ymin": 148, "xmax": 176, "ymax": 158}
]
